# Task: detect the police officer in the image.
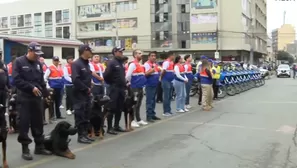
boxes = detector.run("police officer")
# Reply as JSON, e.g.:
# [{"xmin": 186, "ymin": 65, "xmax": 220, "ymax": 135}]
[
  {"xmin": 12, "ymin": 42, "xmax": 52, "ymax": 160},
  {"xmin": 71, "ymin": 44, "xmax": 94, "ymax": 144},
  {"xmin": 104, "ymin": 47, "xmax": 126, "ymax": 134}
]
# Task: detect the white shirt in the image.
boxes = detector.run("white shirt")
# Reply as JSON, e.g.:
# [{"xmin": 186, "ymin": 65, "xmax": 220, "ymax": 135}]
[
  {"xmin": 126, "ymin": 62, "xmax": 136, "ymax": 82},
  {"xmin": 174, "ymin": 65, "xmax": 187, "ymax": 81},
  {"xmin": 63, "ymin": 65, "xmax": 72, "ymax": 83},
  {"xmin": 162, "ymin": 61, "xmax": 169, "ymax": 70}
]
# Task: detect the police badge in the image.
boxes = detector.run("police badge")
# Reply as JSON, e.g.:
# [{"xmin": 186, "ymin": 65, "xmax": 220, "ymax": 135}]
[{"xmin": 37, "ymin": 64, "xmax": 40, "ymax": 70}]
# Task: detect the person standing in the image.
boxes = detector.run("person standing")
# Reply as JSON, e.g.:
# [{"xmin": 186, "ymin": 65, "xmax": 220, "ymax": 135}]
[
  {"xmin": 89, "ymin": 55, "xmax": 104, "ymax": 96},
  {"xmin": 160, "ymin": 52, "xmax": 175, "ymax": 116},
  {"xmin": 200, "ymin": 60, "xmax": 213, "ymax": 111},
  {"xmin": 126, "ymin": 50, "xmax": 148, "ymax": 127},
  {"xmin": 44, "ymin": 56, "xmax": 65, "ymax": 119},
  {"xmin": 184, "ymin": 55, "xmax": 194, "ymax": 109},
  {"xmin": 63, "ymin": 56, "xmax": 74, "ymax": 115},
  {"xmin": 156, "ymin": 61, "xmax": 163, "ymax": 103},
  {"xmin": 7, "ymin": 56, "xmax": 16, "ymax": 86},
  {"xmin": 212, "ymin": 61, "xmax": 220, "ymax": 99},
  {"xmin": 196, "ymin": 55, "xmax": 208, "ymax": 105},
  {"xmin": 173, "ymin": 55, "xmax": 188, "ymax": 113},
  {"xmin": 143, "ymin": 51, "xmax": 161, "ymax": 122},
  {"xmin": 71, "ymin": 44, "xmax": 94, "ymax": 144},
  {"xmin": 12, "ymin": 42, "xmax": 52, "ymax": 160},
  {"xmin": 104, "ymin": 47, "xmax": 127, "ymax": 134}
]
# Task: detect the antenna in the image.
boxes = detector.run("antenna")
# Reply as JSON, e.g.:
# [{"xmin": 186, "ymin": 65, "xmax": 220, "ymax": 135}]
[{"xmin": 283, "ymin": 10, "xmax": 286, "ymax": 25}]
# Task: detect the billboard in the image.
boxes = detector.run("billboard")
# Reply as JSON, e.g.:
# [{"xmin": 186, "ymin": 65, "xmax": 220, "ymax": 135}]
[
  {"xmin": 192, "ymin": 0, "xmax": 217, "ymax": 9},
  {"xmin": 192, "ymin": 32, "xmax": 217, "ymax": 44}
]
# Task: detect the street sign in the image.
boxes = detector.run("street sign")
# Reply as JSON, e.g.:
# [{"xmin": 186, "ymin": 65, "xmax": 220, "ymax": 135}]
[{"xmin": 214, "ymin": 51, "xmax": 219, "ymax": 59}]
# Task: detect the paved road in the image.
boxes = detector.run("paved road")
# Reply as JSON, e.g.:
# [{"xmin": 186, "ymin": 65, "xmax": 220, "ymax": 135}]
[{"xmin": 5, "ymin": 77, "xmax": 297, "ymax": 168}]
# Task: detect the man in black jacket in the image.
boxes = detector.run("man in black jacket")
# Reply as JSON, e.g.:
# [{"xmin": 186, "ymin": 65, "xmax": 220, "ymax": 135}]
[
  {"xmin": 104, "ymin": 47, "xmax": 126, "ymax": 134},
  {"xmin": 71, "ymin": 44, "xmax": 94, "ymax": 144},
  {"xmin": 12, "ymin": 42, "xmax": 52, "ymax": 160}
]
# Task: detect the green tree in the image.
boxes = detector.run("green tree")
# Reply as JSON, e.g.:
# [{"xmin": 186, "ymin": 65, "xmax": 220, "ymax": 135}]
[{"xmin": 277, "ymin": 50, "xmax": 295, "ymax": 64}]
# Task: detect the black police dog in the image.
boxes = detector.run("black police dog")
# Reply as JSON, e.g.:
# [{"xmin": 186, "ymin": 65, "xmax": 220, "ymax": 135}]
[
  {"xmin": 123, "ymin": 87, "xmax": 137, "ymax": 132},
  {"xmin": 0, "ymin": 104, "xmax": 8, "ymax": 168},
  {"xmin": 89, "ymin": 94, "xmax": 110, "ymax": 139},
  {"xmin": 44, "ymin": 121, "xmax": 77, "ymax": 159},
  {"xmin": 43, "ymin": 88, "xmax": 55, "ymax": 124},
  {"xmin": 8, "ymin": 93, "xmax": 18, "ymax": 133}
]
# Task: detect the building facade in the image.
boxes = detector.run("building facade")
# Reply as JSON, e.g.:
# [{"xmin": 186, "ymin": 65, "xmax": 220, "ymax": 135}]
[
  {"xmin": 76, "ymin": 0, "xmax": 267, "ymax": 62},
  {"xmin": 0, "ymin": 0, "xmax": 76, "ymax": 39},
  {"xmin": 272, "ymin": 24, "xmax": 295, "ymax": 53}
]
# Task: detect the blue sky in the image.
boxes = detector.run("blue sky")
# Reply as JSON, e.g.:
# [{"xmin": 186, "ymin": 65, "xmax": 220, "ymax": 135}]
[{"xmin": 267, "ymin": 0, "xmax": 297, "ymax": 34}]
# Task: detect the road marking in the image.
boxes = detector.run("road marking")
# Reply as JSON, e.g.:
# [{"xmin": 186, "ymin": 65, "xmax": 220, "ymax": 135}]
[
  {"xmin": 19, "ymin": 100, "xmax": 226, "ymax": 168},
  {"xmin": 168, "ymin": 121, "xmax": 296, "ymax": 134}
]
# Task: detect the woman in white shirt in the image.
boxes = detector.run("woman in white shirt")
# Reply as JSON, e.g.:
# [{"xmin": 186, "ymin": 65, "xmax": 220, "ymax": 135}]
[{"xmin": 173, "ymin": 55, "xmax": 188, "ymax": 113}]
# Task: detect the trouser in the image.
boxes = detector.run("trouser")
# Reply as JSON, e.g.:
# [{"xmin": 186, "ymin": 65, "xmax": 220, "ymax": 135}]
[
  {"xmin": 0, "ymin": 90, "xmax": 7, "ymax": 141},
  {"xmin": 107, "ymin": 85, "xmax": 125, "ymax": 129},
  {"xmin": 131, "ymin": 88, "xmax": 143, "ymax": 122},
  {"xmin": 294, "ymin": 71, "xmax": 296, "ymax": 79},
  {"xmin": 145, "ymin": 86, "xmax": 157, "ymax": 119},
  {"xmin": 185, "ymin": 80, "xmax": 192, "ymax": 105},
  {"xmin": 60, "ymin": 87, "xmax": 64, "ymax": 106},
  {"xmin": 73, "ymin": 93, "xmax": 91, "ymax": 137},
  {"xmin": 201, "ymin": 84, "xmax": 214, "ymax": 108},
  {"xmin": 198, "ymin": 85, "xmax": 202, "ymax": 103},
  {"xmin": 65, "ymin": 85, "xmax": 73, "ymax": 111},
  {"xmin": 53, "ymin": 88, "xmax": 62, "ymax": 118},
  {"xmin": 212, "ymin": 79, "xmax": 218, "ymax": 99},
  {"xmin": 156, "ymin": 82, "xmax": 163, "ymax": 102},
  {"xmin": 161, "ymin": 80, "xmax": 172, "ymax": 113},
  {"xmin": 173, "ymin": 80, "xmax": 186, "ymax": 110},
  {"xmin": 17, "ymin": 93, "xmax": 44, "ymax": 145},
  {"xmin": 91, "ymin": 85, "xmax": 104, "ymax": 96}
]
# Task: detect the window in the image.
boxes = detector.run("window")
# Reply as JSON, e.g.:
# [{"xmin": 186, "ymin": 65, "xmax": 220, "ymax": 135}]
[
  {"xmin": 63, "ymin": 26, "xmax": 70, "ymax": 39},
  {"xmin": 45, "ymin": 25, "xmax": 53, "ymax": 37},
  {"xmin": 62, "ymin": 9, "xmax": 70, "ymax": 23},
  {"xmin": 34, "ymin": 25, "xmax": 42, "ymax": 36},
  {"xmin": 56, "ymin": 27, "xmax": 62, "ymax": 38},
  {"xmin": 10, "ymin": 30, "xmax": 17, "ymax": 34},
  {"xmin": 55, "ymin": 10, "xmax": 62, "ymax": 23},
  {"xmin": 61, "ymin": 47, "xmax": 75, "ymax": 59},
  {"xmin": 44, "ymin": 12, "xmax": 52, "ymax": 24},
  {"xmin": 34, "ymin": 13, "xmax": 42, "ymax": 26},
  {"xmin": 0, "ymin": 17, "xmax": 8, "ymax": 29},
  {"xmin": 10, "ymin": 16, "xmax": 16, "ymax": 27},
  {"xmin": 42, "ymin": 46, "xmax": 54, "ymax": 59},
  {"xmin": 24, "ymin": 29, "xmax": 32, "ymax": 36},
  {"xmin": 17, "ymin": 15, "xmax": 24, "ymax": 27},
  {"xmin": 24, "ymin": 14, "xmax": 32, "ymax": 27}
]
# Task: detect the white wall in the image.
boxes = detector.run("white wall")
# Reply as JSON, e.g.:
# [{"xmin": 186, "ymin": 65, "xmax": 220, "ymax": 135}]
[{"xmin": 0, "ymin": 0, "xmax": 76, "ymax": 39}]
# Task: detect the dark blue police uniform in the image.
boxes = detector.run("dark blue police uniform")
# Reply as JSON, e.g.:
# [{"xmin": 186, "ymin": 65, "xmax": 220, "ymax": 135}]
[
  {"xmin": 71, "ymin": 44, "xmax": 94, "ymax": 144},
  {"xmin": 104, "ymin": 47, "xmax": 126, "ymax": 134},
  {"xmin": 12, "ymin": 42, "xmax": 52, "ymax": 160}
]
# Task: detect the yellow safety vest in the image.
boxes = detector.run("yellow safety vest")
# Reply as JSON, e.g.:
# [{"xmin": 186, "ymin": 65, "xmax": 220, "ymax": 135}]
[{"xmin": 212, "ymin": 66, "xmax": 221, "ymax": 79}]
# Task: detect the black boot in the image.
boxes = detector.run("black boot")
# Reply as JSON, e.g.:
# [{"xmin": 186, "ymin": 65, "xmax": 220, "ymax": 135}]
[
  {"xmin": 77, "ymin": 136, "xmax": 92, "ymax": 144},
  {"xmin": 34, "ymin": 144, "xmax": 52, "ymax": 155},
  {"xmin": 22, "ymin": 144, "xmax": 33, "ymax": 160}
]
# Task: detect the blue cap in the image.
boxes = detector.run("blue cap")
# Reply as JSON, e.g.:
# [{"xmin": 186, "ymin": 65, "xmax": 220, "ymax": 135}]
[
  {"xmin": 103, "ymin": 57, "xmax": 109, "ymax": 61},
  {"xmin": 28, "ymin": 42, "xmax": 44, "ymax": 55},
  {"xmin": 52, "ymin": 56, "xmax": 59, "ymax": 61},
  {"xmin": 112, "ymin": 46, "xmax": 125, "ymax": 54},
  {"xmin": 79, "ymin": 44, "xmax": 92, "ymax": 53},
  {"xmin": 201, "ymin": 55, "xmax": 208, "ymax": 59},
  {"xmin": 208, "ymin": 59, "xmax": 213, "ymax": 62}
]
